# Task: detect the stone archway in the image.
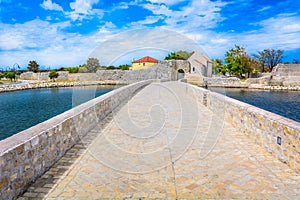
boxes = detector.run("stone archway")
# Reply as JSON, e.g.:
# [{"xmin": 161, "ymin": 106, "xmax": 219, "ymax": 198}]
[
  {"xmin": 173, "ymin": 60, "xmax": 190, "ymax": 80},
  {"xmin": 177, "ymin": 69, "xmax": 185, "ymax": 80}
]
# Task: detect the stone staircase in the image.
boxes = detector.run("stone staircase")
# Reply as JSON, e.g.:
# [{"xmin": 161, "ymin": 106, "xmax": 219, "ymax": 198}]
[{"xmin": 185, "ymin": 74, "xmax": 204, "ymax": 86}]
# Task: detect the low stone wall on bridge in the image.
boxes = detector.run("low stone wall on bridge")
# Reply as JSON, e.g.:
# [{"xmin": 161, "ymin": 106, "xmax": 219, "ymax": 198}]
[
  {"xmin": 179, "ymin": 82, "xmax": 300, "ymax": 172},
  {"xmin": 0, "ymin": 80, "xmax": 153, "ymax": 200}
]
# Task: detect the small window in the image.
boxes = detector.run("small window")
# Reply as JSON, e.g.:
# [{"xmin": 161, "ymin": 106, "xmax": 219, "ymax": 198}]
[{"xmin": 193, "ymin": 67, "xmax": 195, "ymax": 71}]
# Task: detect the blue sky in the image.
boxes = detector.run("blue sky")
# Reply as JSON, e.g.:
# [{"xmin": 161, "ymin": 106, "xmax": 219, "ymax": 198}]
[{"xmin": 0, "ymin": 0, "xmax": 299, "ymax": 69}]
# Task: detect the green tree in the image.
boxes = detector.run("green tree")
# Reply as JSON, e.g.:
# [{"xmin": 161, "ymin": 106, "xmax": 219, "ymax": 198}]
[
  {"xmin": 49, "ymin": 71, "xmax": 59, "ymax": 82},
  {"xmin": 59, "ymin": 67, "xmax": 80, "ymax": 73},
  {"xmin": 119, "ymin": 64, "xmax": 130, "ymax": 70},
  {"xmin": 106, "ymin": 65, "xmax": 116, "ymax": 70},
  {"xmin": 4, "ymin": 71, "xmax": 16, "ymax": 81},
  {"xmin": 212, "ymin": 58, "xmax": 226, "ymax": 75},
  {"xmin": 165, "ymin": 50, "xmax": 193, "ymax": 60},
  {"xmin": 86, "ymin": 58, "xmax": 100, "ymax": 72},
  {"xmin": 78, "ymin": 64, "xmax": 88, "ymax": 73},
  {"xmin": 28, "ymin": 60, "xmax": 40, "ymax": 72},
  {"xmin": 224, "ymin": 45, "xmax": 259, "ymax": 77},
  {"xmin": 253, "ymin": 49, "xmax": 284, "ymax": 72},
  {"xmin": 0, "ymin": 73, "xmax": 4, "ymax": 80}
]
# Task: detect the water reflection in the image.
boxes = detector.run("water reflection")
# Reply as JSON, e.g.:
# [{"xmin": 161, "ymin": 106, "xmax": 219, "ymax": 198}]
[
  {"xmin": 211, "ymin": 87, "xmax": 300, "ymax": 122},
  {"xmin": 0, "ymin": 86, "xmax": 116, "ymax": 140}
]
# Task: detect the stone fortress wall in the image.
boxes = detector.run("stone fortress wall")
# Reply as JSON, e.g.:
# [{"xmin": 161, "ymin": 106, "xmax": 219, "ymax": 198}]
[
  {"xmin": 271, "ymin": 64, "xmax": 300, "ymax": 86},
  {"xmin": 20, "ymin": 60, "xmax": 190, "ymax": 84},
  {"xmin": 0, "ymin": 80, "xmax": 154, "ymax": 200},
  {"xmin": 177, "ymin": 81, "xmax": 300, "ymax": 172}
]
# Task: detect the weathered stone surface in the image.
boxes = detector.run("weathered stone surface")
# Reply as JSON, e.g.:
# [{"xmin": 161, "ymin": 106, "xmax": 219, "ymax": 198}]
[
  {"xmin": 204, "ymin": 77, "xmax": 247, "ymax": 87},
  {"xmin": 0, "ymin": 177, "xmax": 8, "ymax": 188},
  {"xmin": 22, "ymin": 82, "xmax": 299, "ymax": 199},
  {"xmin": 19, "ymin": 60, "xmax": 189, "ymax": 84},
  {"xmin": 20, "ymin": 71, "xmax": 69, "ymax": 81},
  {"xmin": 181, "ymin": 81, "xmax": 300, "ymax": 172}
]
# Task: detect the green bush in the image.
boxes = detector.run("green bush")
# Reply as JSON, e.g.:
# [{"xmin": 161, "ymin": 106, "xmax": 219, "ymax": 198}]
[
  {"xmin": 4, "ymin": 72, "xmax": 16, "ymax": 81},
  {"xmin": 49, "ymin": 71, "xmax": 59, "ymax": 82},
  {"xmin": 119, "ymin": 64, "xmax": 130, "ymax": 70}
]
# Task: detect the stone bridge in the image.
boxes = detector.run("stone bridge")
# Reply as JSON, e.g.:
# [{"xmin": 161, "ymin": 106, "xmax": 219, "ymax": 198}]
[{"xmin": 0, "ymin": 81, "xmax": 299, "ymax": 199}]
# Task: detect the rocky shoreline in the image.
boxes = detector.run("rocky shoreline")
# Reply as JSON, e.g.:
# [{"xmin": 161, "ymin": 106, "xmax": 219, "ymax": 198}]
[
  {"xmin": 0, "ymin": 81, "xmax": 126, "ymax": 93},
  {"xmin": 1, "ymin": 80, "xmax": 300, "ymax": 93},
  {"xmin": 248, "ymin": 84, "xmax": 300, "ymax": 91}
]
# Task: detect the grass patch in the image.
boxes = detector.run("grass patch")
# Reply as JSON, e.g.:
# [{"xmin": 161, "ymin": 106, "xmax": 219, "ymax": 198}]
[{"xmin": 0, "ymin": 80, "xmax": 15, "ymax": 84}]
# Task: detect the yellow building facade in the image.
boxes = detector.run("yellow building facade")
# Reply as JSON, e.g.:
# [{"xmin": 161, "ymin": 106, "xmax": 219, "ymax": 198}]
[{"xmin": 132, "ymin": 56, "xmax": 159, "ymax": 70}]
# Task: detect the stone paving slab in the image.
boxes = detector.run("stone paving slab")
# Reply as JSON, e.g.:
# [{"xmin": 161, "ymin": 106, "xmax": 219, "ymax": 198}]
[{"xmin": 18, "ymin": 82, "xmax": 300, "ymax": 199}]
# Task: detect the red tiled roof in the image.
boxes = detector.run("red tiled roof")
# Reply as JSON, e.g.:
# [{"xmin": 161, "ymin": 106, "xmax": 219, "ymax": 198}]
[{"xmin": 132, "ymin": 56, "xmax": 159, "ymax": 63}]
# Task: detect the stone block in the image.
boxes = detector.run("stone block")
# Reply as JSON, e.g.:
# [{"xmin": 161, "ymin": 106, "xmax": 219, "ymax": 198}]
[{"xmin": 0, "ymin": 177, "xmax": 8, "ymax": 188}]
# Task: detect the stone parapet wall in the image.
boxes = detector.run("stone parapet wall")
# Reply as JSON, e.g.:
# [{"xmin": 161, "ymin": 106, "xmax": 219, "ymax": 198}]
[
  {"xmin": 0, "ymin": 80, "xmax": 153, "ymax": 200},
  {"xmin": 179, "ymin": 82, "xmax": 300, "ymax": 172}
]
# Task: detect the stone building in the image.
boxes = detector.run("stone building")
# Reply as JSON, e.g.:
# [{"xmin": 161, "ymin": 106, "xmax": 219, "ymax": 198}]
[{"xmin": 188, "ymin": 51, "xmax": 213, "ymax": 77}]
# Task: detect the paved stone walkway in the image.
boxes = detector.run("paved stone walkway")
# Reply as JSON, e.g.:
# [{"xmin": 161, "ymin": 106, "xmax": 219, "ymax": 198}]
[{"xmin": 19, "ymin": 82, "xmax": 299, "ymax": 199}]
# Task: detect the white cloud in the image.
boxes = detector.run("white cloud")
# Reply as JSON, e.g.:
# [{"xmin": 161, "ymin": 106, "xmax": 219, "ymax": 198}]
[
  {"xmin": 282, "ymin": 24, "xmax": 300, "ymax": 32},
  {"xmin": 211, "ymin": 38, "xmax": 228, "ymax": 44},
  {"xmin": 130, "ymin": 15, "xmax": 163, "ymax": 27},
  {"xmin": 1, "ymin": 0, "xmax": 300, "ymax": 68},
  {"xmin": 259, "ymin": 14, "xmax": 300, "ymax": 34},
  {"xmin": 67, "ymin": 0, "xmax": 103, "ymax": 21},
  {"xmin": 142, "ymin": 0, "xmax": 227, "ymax": 30},
  {"xmin": 147, "ymin": 0, "xmax": 186, "ymax": 6},
  {"xmin": 90, "ymin": 28, "xmax": 207, "ymax": 66},
  {"xmin": 0, "ymin": 33, "xmax": 25, "ymax": 50},
  {"xmin": 0, "ymin": 19, "xmax": 117, "ymax": 68},
  {"xmin": 204, "ymin": 13, "xmax": 300, "ymax": 58},
  {"xmin": 257, "ymin": 6, "xmax": 271, "ymax": 12},
  {"xmin": 40, "ymin": 0, "xmax": 63, "ymax": 11}
]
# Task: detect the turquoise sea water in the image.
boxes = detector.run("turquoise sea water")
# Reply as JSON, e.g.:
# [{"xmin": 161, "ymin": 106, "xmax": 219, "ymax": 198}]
[
  {"xmin": 212, "ymin": 88, "xmax": 300, "ymax": 123},
  {"xmin": 0, "ymin": 86, "xmax": 116, "ymax": 141}
]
